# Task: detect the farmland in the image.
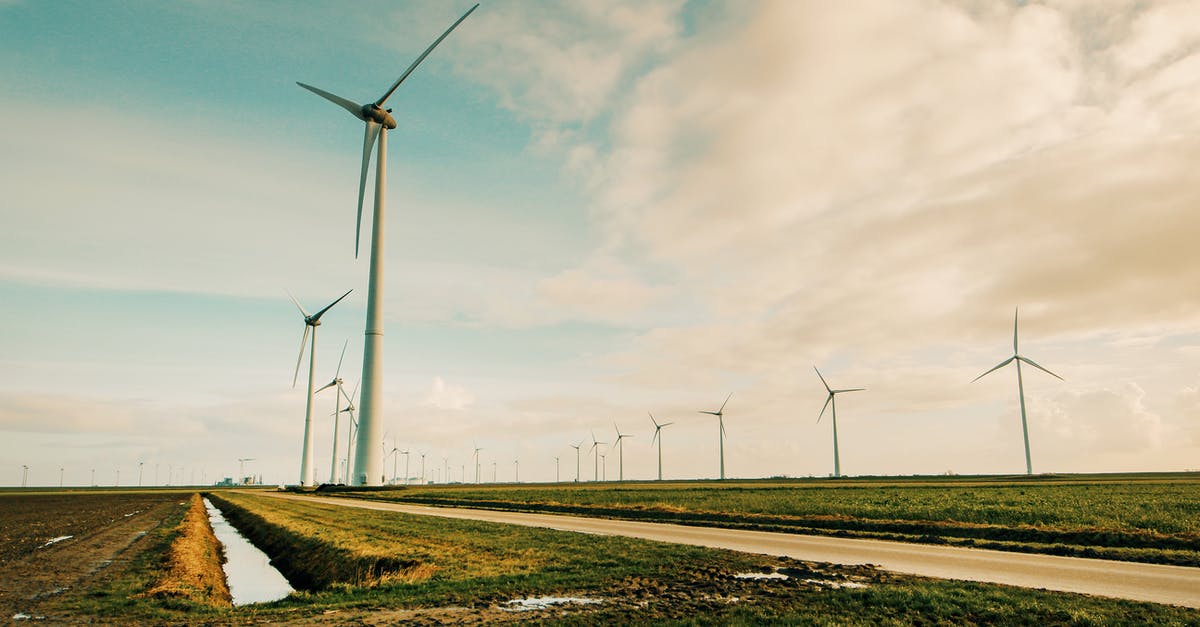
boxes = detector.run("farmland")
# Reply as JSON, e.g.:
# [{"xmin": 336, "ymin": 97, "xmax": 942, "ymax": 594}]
[
  {"xmin": 326, "ymin": 473, "xmax": 1200, "ymax": 566},
  {"xmin": 3, "ymin": 485, "xmax": 1199, "ymax": 624}
]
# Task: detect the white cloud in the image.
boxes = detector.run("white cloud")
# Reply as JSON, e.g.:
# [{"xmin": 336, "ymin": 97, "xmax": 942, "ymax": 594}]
[{"xmin": 424, "ymin": 377, "xmax": 475, "ymax": 410}]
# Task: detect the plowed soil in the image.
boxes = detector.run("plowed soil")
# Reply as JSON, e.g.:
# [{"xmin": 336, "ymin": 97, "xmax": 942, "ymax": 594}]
[{"xmin": 0, "ymin": 491, "xmax": 185, "ymax": 619}]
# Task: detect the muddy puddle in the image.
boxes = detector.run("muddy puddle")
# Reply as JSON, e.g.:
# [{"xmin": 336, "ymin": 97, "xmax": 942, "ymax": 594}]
[{"xmin": 202, "ymin": 498, "xmax": 293, "ymax": 606}]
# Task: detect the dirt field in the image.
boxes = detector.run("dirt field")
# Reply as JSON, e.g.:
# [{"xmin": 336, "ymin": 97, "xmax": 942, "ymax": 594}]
[{"xmin": 0, "ymin": 491, "xmax": 186, "ymax": 620}]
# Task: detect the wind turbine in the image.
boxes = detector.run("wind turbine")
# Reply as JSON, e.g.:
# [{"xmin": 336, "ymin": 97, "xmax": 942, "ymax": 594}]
[
  {"xmin": 554, "ymin": 456, "xmax": 560, "ymax": 483},
  {"xmin": 297, "ymin": 4, "xmax": 479, "ymax": 486},
  {"xmin": 473, "ymin": 444, "xmax": 483, "ymax": 484},
  {"xmin": 974, "ymin": 308, "xmax": 1063, "ymax": 475},
  {"xmin": 613, "ymin": 422, "xmax": 633, "ymax": 481},
  {"xmin": 289, "ymin": 288, "xmax": 353, "ymax": 487},
  {"xmin": 649, "ymin": 412, "xmax": 673, "ymax": 481},
  {"xmin": 340, "ymin": 381, "xmax": 359, "ymax": 481},
  {"xmin": 316, "ymin": 340, "xmax": 349, "ymax": 484},
  {"xmin": 699, "ymin": 393, "xmax": 732, "ymax": 480},
  {"xmin": 569, "ymin": 441, "xmax": 582, "ymax": 482},
  {"xmin": 589, "ymin": 431, "xmax": 606, "ymax": 482},
  {"xmin": 814, "ymin": 366, "xmax": 864, "ymax": 478}
]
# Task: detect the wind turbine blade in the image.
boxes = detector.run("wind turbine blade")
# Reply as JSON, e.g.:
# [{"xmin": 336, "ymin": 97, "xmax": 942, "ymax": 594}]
[
  {"xmin": 719, "ymin": 392, "xmax": 732, "ymax": 413},
  {"xmin": 297, "ymin": 82, "xmax": 365, "ymax": 120},
  {"xmin": 648, "ymin": 412, "xmax": 660, "ymax": 428},
  {"xmin": 835, "ymin": 388, "xmax": 866, "ymax": 393},
  {"xmin": 342, "ymin": 381, "xmax": 359, "ymax": 407},
  {"xmin": 356, "ymin": 121, "xmax": 382, "ymax": 258},
  {"xmin": 662, "ymin": 422, "xmax": 673, "ymax": 427},
  {"xmin": 1018, "ymin": 356, "xmax": 1063, "ymax": 380},
  {"xmin": 292, "ymin": 324, "xmax": 310, "ymax": 388},
  {"xmin": 817, "ymin": 393, "xmax": 832, "ymax": 423},
  {"xmin": 316, "ymin": 380, "xmax": 336, "ymax": 393},
  {"xmin": 972, "ymin": 356, "xmax": 1015, "ymax": 382},
  {"xmin": 312, "ymin": 289, "xmax": 353, "ymax": 322},
  {"xmin": 335, "ymin": 339, "xmax": 348, "ymax": 379},
  {"xmin": 1013, "ymin": 308, "xmax": 1020, "ymax": 354},
  {"xmin": 375, "ymin": 4, "xmax": 480, "ymax": 106},
  {"xmin": 814, "ymin": 366, "xmax": 832, "ymax": 393},
  {"xmin": 651, "ymin": 429, "xmax": 659, "ymax": 446},
  {"xmin": 286, "ymin": 289, "xmax": 311, "ymax": 318},
  {"xmin": 699, "ymin": 411, "xmax": 718, "ymax": 416}
]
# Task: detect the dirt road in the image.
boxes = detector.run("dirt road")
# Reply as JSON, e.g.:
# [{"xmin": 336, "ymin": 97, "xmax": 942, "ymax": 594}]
[{"xmin": 265, "ymin": 491, "xmax": 1200, "ymax": 609}]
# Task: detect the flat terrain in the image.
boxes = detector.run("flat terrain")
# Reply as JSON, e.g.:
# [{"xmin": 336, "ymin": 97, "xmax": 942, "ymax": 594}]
[
  {"xmin": 327, "ymin": 473, "xmax": 1200, "ymax": 566},
  {"xmin": 276, "ymin": 491, "xmax": 1200, "ymax": 609},
  {"xmin": 4, "ymin": 485, "xmax": 1200, "ymax": 624},
  {"xmin": 0, "ymin": 490, "xmax": 188, "ymax": 619}
]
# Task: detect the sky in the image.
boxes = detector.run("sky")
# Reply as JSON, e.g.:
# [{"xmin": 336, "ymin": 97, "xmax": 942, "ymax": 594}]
[{"xmin": 2, "ymin": 0, "xmax": 1199, "ymax": 487}]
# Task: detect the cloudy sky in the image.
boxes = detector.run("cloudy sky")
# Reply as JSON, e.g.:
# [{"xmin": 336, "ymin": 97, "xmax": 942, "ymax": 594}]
[{"xmin": 2, "ymin": 0, "xmax": 1198, "ymax": 487}]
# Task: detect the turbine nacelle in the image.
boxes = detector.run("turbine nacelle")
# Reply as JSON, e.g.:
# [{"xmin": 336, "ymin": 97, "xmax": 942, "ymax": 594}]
[{"xmin": 362, "ymin": 103, "xmax": 397, "ymax": 129}]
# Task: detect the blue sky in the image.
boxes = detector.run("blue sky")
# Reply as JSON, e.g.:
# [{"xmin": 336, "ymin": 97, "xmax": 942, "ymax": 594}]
[{"xmin": 3, "ymin": 1, "xmax": 1199, "ymax": 486}]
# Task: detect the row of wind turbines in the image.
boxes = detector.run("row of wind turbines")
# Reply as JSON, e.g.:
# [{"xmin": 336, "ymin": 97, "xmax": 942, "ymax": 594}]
[
  {"xmin": 279, "ymin": 4, "xmax": 1061, "ymax": 485},
  {"xmin": 421, "ymin": 309, "xmax": 1063, "ymax": 484}
]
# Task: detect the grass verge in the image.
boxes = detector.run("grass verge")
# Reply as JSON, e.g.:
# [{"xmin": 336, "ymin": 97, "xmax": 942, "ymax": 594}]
[{"xmin": 141, "ymin": 494, "xmax": 231, "ymax": 607}]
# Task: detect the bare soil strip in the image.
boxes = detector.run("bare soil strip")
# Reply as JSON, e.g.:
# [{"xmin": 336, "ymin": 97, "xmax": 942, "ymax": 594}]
[
  {"xmin": 0, "ymin": 494, "xmax": 184, "ymax": 619},
  {"xmin": 265, "ymin": 491, "xmax": 1200, "ymax": 609}
]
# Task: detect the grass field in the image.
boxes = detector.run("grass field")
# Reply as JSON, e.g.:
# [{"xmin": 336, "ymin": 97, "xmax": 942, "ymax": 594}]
[{"xmin": 325, "ymin": 472, "xmax": 1200, "ymax": 567}]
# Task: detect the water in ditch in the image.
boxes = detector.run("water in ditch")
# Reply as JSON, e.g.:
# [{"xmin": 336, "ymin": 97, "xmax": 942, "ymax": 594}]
[{"xmin": 202, "ymin": 498, "xmax": 294, "ymax": 606}]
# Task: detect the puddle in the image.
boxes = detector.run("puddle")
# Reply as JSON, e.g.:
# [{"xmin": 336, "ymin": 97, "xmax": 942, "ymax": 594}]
[
  {"xmin": 203, "ymin": 498, "xmax": 294, "ymax": 606},
  {"xmin": 735, "ymin": 572, "xmax": 789, "ymax": 580},
  {"xmin": 736, "ymin": 570, "xmax": 869, "ymax": 589},
  {"xmin": 804, "ymin": 579, "xmax": 868, "ymax": 589},
  {"xmin": 38, "ymin": 535, "xmax": 72, "ymax": 549},
  {"xmin": 501, "ymin": 596, "xmax": 603, "ymax": 612}
]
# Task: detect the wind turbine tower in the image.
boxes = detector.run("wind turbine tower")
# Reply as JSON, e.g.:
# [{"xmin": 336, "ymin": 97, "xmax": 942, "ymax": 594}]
[
  {"xmin": 289, "ymin": 289, "xmax": 353, "ymax": 487},
  {"xmin": 699, "ymin": 393, "xmax": 732, "ymax": 480},
  {"xmin": 649, "ymin": 412, "xmax": 673, "ymax": 481},
  {"xmin": 974, "ymin": 308, "xmax": 1063, "ymax": 475},
  {"xmin": 613, "ymin": 422, "xmax": 633, "ymax": 481},
  {"xmin": 297, "ymin": 5, "xmax": 479, "ymax": 486},
  {"xmin": 814, "ymin": 366, "xmax": 864, "ymax": 478}
]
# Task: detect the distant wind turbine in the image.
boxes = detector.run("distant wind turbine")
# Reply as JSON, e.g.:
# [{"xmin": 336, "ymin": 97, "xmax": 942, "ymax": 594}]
[
  {"xmin": 569, "ymin": 440, "xmax": 582, "ymax": 482},
  {"xmin": 288, "ymin": 288, "xmax": 352, "ymax": 487},
  {"xmin": 316, "ymin": 340, "xmax": 349, "ymax": 484},
  {"xmin": 699, "ymin": 393, "xmax": 732, "ymax": 480},
  {"xmin": 613, "ymin": 422, "xmax": 633, "ymax": 481},
  {"xmin": 974, "ymin": 308, "xmax": 1063, "ymax": 475},
  {"xmin": 649, "ymin": 412, "xmax": 673, "ymax": 481},
  {"xmin": 297, "ymin": 4, "xmax": 479, "ymax": 486},
  {"xmin": 339, "ymin": 381, "xmax": 359, "ymax": 481},
  {"xmin": 814, "ymin": 366, "xmax": 864, "ymax": 478},
  {"xmin": 589, "ymin": 431, "xmax": 606, "ymax": 482},
  {"xmin": 473, "ymin": 443, "xmax": 483, "ymax": 484}
]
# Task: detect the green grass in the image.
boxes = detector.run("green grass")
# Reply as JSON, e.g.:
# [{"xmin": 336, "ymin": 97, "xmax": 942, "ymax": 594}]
[
  {"xmin": 76, "ymin": 489, "xmax": 1200, "ymax": 625},
  {"xmin": 324, "ymin": 473, "xmax": 1200, "ymax": 566}
]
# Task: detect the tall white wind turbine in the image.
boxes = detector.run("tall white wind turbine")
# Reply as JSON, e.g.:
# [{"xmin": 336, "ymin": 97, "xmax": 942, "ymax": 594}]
[
  {"xmin": 612, "ymin": 422, "xmax": 633, "ymax": 481},
  {"xmin": 289, "ymin": 288, "xmax": 353, "ymax": 487},
  {"xmin": 316, "ymin": 340, "xmax": 349, "ymax": 484},
  {"xmin": 649, "ymin": 412, "xmax": 673, "ymax": 481},
  {"xmin": 814, "ymin": 366, "xmax": 864, "ymax": 478},
  {"xmin": 699, "ymin": 393, "xmax": 732, "ymax": 480},
  {"xmin": 297, "ymin": 4, "xmax": 479, "ymax": 486},
  {"xmin": 973, "ymin": 308, "xmax": 1063, "ymax": 475}
]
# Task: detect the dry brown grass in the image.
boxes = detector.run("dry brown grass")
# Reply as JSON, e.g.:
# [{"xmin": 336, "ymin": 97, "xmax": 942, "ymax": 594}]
[{"xmin": 142, "ymin": 493, "xmax": 231, "ymax": 607}]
